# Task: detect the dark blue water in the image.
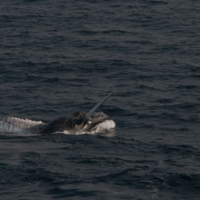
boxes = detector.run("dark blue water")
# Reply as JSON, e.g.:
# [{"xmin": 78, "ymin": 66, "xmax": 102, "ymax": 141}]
[{"xmin": 1, "ymin": 0, "xmax": 200, "ymax": 199}]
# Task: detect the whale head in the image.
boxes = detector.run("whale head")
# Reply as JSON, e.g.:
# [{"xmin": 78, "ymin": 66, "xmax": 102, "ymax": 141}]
[
  {"xmin": 38, "ymin": 91, "xmax": 115, "ymax": 134},
  {"xmin": 38, "ymin": 111, "xmax": 110, "ymax": 134}
]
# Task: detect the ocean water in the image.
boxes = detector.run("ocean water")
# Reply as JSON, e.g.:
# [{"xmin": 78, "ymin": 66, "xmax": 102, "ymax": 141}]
[{"xmin": 1, "ymin": 0, "xmax": 200, "ymax": 199}]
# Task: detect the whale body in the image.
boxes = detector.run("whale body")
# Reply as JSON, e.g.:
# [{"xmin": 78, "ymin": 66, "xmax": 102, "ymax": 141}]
[
  {"xmin": 38, "ymin": 111, "xmax": 111, "ymax": 134},
  {"xmin": 1, "ymin": 92, "xmax": 115, "ymax": 135}
]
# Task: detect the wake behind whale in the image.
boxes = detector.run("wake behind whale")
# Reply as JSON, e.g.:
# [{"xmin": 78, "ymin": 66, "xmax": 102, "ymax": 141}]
[{"xmin": 0, "ymin": 92, "xmax": 115, "ymax": 135}]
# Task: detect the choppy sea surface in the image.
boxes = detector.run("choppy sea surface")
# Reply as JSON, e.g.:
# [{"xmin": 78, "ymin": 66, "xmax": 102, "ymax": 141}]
[{"xmin": 1, "ymin": 0, "xmax": 200, "ymax": 199}]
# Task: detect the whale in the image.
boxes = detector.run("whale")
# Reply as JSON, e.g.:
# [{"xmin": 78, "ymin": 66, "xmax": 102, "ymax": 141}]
[
  {"xmin": 38, "ymin": 111, "xmax": 111, "ymax": 134},
  {"xmin": 2, "ymin": 91, "xmax": 115, "ymax": 135},
  {"xmin": 38, "ymin": 91, "xmax": 115, "ymax": 134}
]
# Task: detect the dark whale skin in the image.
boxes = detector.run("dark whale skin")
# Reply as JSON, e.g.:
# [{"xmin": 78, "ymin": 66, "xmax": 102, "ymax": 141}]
[{"xmin": 38, "ymin": 111, "xmax": 110, "ymax": 134}]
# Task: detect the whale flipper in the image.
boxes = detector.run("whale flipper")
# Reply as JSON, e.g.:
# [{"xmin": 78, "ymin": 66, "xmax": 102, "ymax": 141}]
[
  {"xmin": 85, "ymin": 91, "xmax": 115, "ymax": 119},
  {"xmin": 2, "ymin": 117, "xmax": 46, "ymax": 134}
]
